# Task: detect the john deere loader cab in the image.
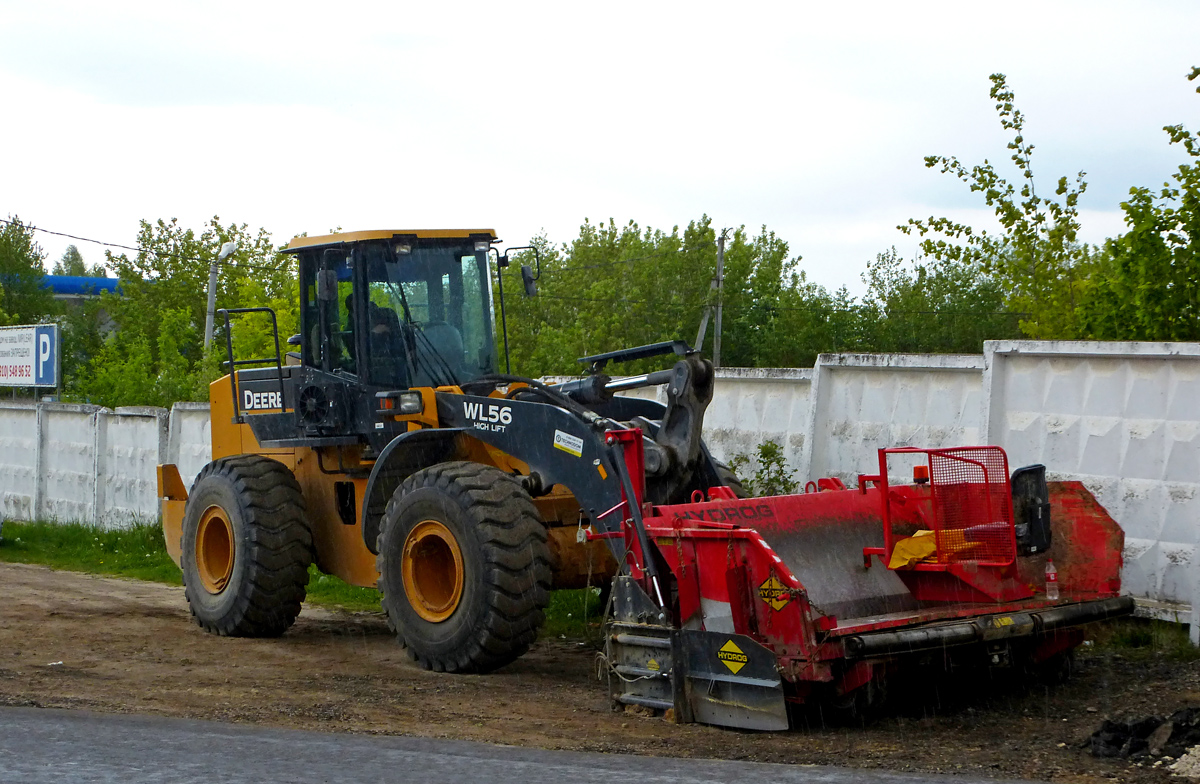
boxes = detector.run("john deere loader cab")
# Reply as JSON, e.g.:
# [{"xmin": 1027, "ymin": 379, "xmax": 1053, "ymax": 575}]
[{"xmin": 228, "ymin": 230, "xmax": 501, "ymax": 451}]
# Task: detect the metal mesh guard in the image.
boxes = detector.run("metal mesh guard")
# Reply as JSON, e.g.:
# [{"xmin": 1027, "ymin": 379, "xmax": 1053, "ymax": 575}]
[{"xmin": 928, "ymin": 447, "xmax": 1015, "ymax": 566}]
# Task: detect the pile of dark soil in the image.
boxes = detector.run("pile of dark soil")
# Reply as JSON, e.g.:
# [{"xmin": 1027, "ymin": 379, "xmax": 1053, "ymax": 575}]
[{"xmin": 1089, "ymin": 707, "xmax": 1200, "ymax": 761}]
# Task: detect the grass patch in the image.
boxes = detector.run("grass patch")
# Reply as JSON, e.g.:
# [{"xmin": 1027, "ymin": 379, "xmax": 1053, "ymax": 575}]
[
  {"xmin": 543, "ymin": 587, "xmax": 605, "ymax": 641},
  {"xmin": 1087, "ymin": 617, "xmax": 1200, "ymax": 662},
  {"xmin": 305, "ymin": 569, "xmax": 381, "ymax": 613},
  {"xmin": 0, "ymin": 519, "xmax": 605, "ymax": 639},
  {"xmin": 0, "ymin": 519, "xmax": 182, "ymax": 584}
]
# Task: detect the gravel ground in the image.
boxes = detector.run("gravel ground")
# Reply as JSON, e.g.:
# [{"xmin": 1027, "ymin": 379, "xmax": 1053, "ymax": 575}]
[{"xmin": 0, "ymin": 561, "xmax": 1193, "ymax": 783}]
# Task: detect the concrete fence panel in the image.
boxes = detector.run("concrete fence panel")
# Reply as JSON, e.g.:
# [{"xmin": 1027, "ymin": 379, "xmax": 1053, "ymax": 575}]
[
  {"xmin": 0, "ymin": 403, "xmax": 38, "ymax": 520},
  {"xmin": 41, "ymin": 405, "xmax": 104, "ymax": 525},
  {"xmin": 167, "ymin": 402, "xmax": 212, "ymax": 492},
  {"xmin": 983, "ymin": 341, "xmax": 1200, "ymax": 622},
  {"xmin": 803, "ymin": 354, "xmax": 985, "ymax": 484},
  {"xmin": 104, "ymin": 407, "xmax": 169, "ymax": 526},
  {"xmin": 696, "ymin": 368, "xmax": 812, "ymax": 470}
]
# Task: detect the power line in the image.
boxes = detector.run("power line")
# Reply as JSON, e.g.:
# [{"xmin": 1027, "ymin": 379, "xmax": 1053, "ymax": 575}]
[{"xmin": 0, "ymin": 217, "xmax": 292, "ymax": 274}]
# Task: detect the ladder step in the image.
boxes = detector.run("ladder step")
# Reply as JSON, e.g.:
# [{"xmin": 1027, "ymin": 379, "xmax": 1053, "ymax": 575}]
[
  {"xmin": 615, "ymin": 694, "xmax": 673, "ymax": 711},
  {"xmin": 615, "ymin": 665, "xmax": 669, "ymax": 679},
  {"xmin": 612, "ymin": 633, "xmax": 671, "ymax": 649}
]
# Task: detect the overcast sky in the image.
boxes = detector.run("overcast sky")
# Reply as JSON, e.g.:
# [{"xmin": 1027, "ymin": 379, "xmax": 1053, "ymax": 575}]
[{"xmin": 1, "ymin": 1, "xmax": 1197, "ymax": 294}]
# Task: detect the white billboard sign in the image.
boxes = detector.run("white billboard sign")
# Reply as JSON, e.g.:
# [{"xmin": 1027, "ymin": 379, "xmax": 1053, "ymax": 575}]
[{"xmin": 0, "ymin": 324, "xmax": 60, "ymax": 388}]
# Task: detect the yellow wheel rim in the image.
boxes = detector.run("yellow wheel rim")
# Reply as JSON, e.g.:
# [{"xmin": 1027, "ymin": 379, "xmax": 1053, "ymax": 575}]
[
  {"xmin": 402, "ymin": 520, "xmax": 464, "ymax": 623},
  {"xmin": 196, "ymin": 505, "xmax": 235, "ymax": 594}
]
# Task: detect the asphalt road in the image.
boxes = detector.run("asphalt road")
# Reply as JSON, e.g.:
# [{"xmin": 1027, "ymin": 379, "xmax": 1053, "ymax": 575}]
[{"xmin": 0, "ymin": 706, "xmax": 1043, "ymax": 784}]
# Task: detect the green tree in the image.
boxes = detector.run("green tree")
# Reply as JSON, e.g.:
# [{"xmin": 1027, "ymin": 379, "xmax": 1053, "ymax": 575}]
[
  {"xmin": 499, "ymin": 217, "xmax": 721, "ymax": 377},
  {"xmin": 900, "ymin": 74, "xmax": 1093, "ymax": 339},
  {"xmin": 0, "ymin": 216, "xmax": 54, "ymax": 325},
  {"xmin": 861, "ymin": 248, "xmax": 1022, "ymax": 353},
  {"xmin": 68, "ymin": 217, "xmax": 297, "ymax": 408},
  {"xmin": 498, "ymin": 217, "xmax": 882, "ymax": 376},
  {"xmin": 1077, "ymin": 67, "xmax": 1200, "ymax": 340},
  {"xmin": 728, "ymin": 441, "xmax": 798, "ymax": 496},
  {"xmin": 52, "ymin": 245, "xmax": 107, "ymax": 277}
]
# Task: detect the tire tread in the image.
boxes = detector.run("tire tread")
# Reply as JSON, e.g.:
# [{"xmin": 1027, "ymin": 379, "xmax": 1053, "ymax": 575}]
[
  {"xmin": 182, "ymin": 456, "xmax": 312, "ymax": 637},
  {"xmin": 376, "ymin": 461, "xmax": 551, "ymax": 673}
]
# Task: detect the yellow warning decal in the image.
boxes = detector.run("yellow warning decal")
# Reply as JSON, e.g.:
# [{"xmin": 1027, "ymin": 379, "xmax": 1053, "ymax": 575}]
[
  {"xmin": 993, "ymin": 616, "xmax": 1014, "ymax": 628},
  {"xmin": 758, "ymin": 575, "xmax": 791, "ymax": 611},
  {"xmin": 646, "ymin": 658, "xmax": 659, "ymax": 672},
  {"xmin": 717, "ymin": 640, "xmax": 748, "ymax": 674}
]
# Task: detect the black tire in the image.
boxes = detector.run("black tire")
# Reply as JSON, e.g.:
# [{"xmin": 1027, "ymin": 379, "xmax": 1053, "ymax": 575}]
[
  {"xmin": 181, "ymin": 455, "xmax": 312, "ymax": 637},
  {"xmin": 715, "ymin": 460, "xmax": 749, "ymax": 498},
  {"xmin": 376, "ymin": 461, "xmax": 551, "ymax": 673}
]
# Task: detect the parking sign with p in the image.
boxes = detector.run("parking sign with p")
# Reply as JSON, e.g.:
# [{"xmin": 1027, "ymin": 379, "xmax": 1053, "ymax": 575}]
[{"xmin": 0, "ymin": 324, "xmax": 59, "ymax": 388}]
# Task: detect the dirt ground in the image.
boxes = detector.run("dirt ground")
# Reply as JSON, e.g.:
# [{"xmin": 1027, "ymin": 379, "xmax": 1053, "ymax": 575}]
[{"xmin": 0, "ymin": 562, "xmax": 1194, "ymax": 783}]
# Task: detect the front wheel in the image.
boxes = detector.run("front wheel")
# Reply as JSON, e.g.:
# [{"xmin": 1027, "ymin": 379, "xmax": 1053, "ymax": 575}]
[
  {"xmin": 376, "ymin": 462, "xmax": 551, "ymax": 673},
  {"xmin": 181, "ymin": 456, "xmax": 312, "ymax": 636}
]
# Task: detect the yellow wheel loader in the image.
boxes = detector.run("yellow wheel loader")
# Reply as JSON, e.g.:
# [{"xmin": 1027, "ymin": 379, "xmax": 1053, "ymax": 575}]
[{"xmin": 157, "ymin": 228, "xmax": 725, "ymax": 672}]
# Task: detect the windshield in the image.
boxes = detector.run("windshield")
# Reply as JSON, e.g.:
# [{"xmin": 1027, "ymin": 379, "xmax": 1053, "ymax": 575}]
[{"xmin": 364, "ymin": 241, "xmax": 497, "ymax": 388}]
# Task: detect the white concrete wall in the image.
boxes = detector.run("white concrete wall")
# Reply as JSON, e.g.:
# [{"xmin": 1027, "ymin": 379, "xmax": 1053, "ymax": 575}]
[
  {"xmin": 167, "ymin": 402, "xmax": 211, "ymax": 491},
  {"xmin": 40, "ymin": 405, "xmax": 102, "ymax": 525},
  {"xmin": 983, "ymin": 341, "xmax": 1200, "ymax": 623},
  {"xmin": 1, "ymin": 341, "xmax": 1197, "ymax": 624},
  {"xmin": 0, "ymin": 403, "xmax": 38, "ymax": 520},
  {"xmin": 0, "ymin": 402, "xmax": 169, "ymax": 529},
  {"xmin": 698, "ymin": 367, "xmax": 812, "ymax": 471},
  {"xmin": 104, "ymin": 407, "xmax": 169, "ymax": 526},
  {"xmin": 802, "ymin": 354, "xmax": 984, "ymax": 485}
]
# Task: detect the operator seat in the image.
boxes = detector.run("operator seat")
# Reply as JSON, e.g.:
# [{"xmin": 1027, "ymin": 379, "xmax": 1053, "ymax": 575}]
[{"xmin": 369, "ymin": 304, "xmax": 407, "ymax": 385}]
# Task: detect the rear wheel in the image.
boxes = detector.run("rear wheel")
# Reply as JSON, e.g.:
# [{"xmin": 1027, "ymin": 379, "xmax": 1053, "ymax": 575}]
[
  {"xmin": 377, "ymin": 461, "xmax": 551, "ymax": 673},
  {"xmin": 181, "ymin": 456, "xmax": 312, "ymax": 636}
]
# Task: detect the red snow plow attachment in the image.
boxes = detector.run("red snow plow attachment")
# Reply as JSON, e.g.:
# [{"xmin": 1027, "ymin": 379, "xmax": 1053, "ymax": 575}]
[{"xmin": 605, "ymin": 444, "xmax": 1131, "ymax": 731}]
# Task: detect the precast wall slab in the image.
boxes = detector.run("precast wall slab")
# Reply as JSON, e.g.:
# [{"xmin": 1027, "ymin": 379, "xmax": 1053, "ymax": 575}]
[
  {"xmin": 167, "ymin": 403, "xmax": 211, "ymax": 491},
  {"xmin": 0, "ymin": 402, "xmax": 170, "ymax": 529},
  {"xmin": 40, "ymin": 405, "xmax": 104, "ymax": 524},
  {"xmin": 0, "ymin": 404, "xmax": 38, "ymax": 520},
  {"xmin": 104, "ymin": 408, "xmax": 169, "ymax": 526},
  {"xmin": 984, "ymin": 341, "xmax": 1200, "ymax": 624},
  {"xmin": 803, "ymin": 354, "xmax": 985, "ymax": 484},
  {"xmin": 701, "ymin": 368, "xmax": 812, "ymax": 471}
]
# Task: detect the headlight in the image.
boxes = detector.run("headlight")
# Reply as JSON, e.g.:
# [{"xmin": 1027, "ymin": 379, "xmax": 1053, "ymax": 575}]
[{"xmin": 397, "ymin": 391, "xmax": 424, "ymax": 414}]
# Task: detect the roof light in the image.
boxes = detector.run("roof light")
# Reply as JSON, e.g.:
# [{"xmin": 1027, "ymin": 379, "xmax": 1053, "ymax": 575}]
[{"xmin": 474, "ymin": 241, "xmax": 490, "ymax": 252}]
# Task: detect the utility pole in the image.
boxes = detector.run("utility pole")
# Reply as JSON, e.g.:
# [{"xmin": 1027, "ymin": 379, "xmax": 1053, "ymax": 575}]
[
  {"xmin": 712, "ymin": 229, "xmax": 726, "ymax": 368},
  {"xmin": 204, "ymin": 241, "xmax": 238, "ymax": 351}
]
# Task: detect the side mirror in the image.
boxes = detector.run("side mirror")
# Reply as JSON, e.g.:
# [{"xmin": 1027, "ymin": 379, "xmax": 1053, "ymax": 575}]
[
  {"xmin": 287, "ymin": 334, "xmax": 302, "ymax": 346},
  {"xmin": 521, "ymin": 264, "xmax": 537, "ymax": 297},
  {"xmin": 316, "ymin": 270, "xmax": 338, "ymax": 301}
]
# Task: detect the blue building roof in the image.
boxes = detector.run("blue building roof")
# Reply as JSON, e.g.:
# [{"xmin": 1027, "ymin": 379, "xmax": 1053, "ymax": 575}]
[{"xmin": 42, "ymin": 275, "xmax": 122, "ymax": 296}]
